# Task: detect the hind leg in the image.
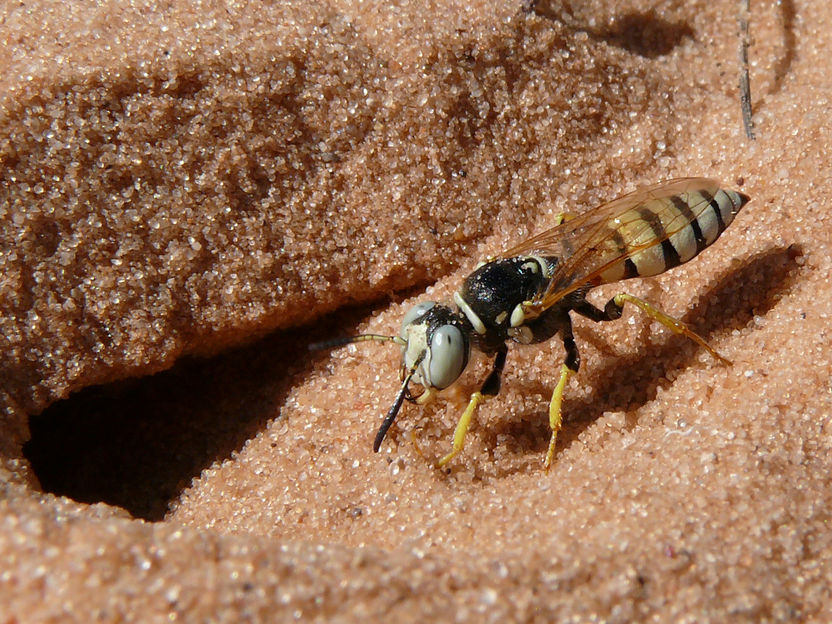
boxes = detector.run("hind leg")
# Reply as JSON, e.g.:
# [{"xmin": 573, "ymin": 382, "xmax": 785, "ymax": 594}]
[{"xmin": 574, "ymin": 293, "xmax": 731, "ymax": 365}]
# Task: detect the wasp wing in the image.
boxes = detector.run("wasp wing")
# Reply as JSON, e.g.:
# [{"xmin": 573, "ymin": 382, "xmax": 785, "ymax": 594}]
[{"xmin": 499, "ymin": 178, "xmax": 722, "ymax": 312}]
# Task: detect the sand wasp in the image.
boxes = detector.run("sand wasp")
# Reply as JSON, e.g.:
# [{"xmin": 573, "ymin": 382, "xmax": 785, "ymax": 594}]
[{"xmin": 313, "ymin": 178, "xmax": 749, "ymax": 468}]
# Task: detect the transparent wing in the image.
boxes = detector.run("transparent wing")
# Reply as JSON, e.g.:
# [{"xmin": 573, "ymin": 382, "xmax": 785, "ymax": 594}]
[{"xmin": 499, "ymin": 178, "xmax": 721, "ymax": 311}]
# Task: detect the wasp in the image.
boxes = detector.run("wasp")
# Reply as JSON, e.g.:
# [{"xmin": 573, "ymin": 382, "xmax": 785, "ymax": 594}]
[{"xmin": 313, "ymin": 178, "xmax": 749, "ymax": 468}]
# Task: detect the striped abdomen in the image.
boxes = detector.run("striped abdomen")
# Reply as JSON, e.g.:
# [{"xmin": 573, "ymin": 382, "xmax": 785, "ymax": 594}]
[{"xmin": 597, "ymin": 183, "xmax": 749, "ymax": 284}]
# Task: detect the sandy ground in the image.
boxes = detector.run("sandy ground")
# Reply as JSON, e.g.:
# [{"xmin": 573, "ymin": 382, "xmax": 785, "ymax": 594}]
[{"xmin": 2, "ymin": 0, "xmax": 832, "ymax": 620}]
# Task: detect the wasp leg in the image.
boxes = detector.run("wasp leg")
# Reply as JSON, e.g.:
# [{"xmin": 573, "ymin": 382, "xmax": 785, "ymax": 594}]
[
  {"xmin": 437, "ymin": 347, "xmax": 507, "ymax": 468},
  {"xmin": 436, "ymin": 393, "xmax": 484, "ymax": 468},
  {"xmin": 574, "ymin": 294, "xmax": 731, "ymax": 365},
  {"xmin": 416, "ymin": 387, "xmax": 434, "ymax": 405},
  {"xmin": 544, "ymin": 315, "xmax": 579, "ymax": 469},
  {"xmin": 407, "ymin": 388, "xmax": 435, "ymax": 454}
]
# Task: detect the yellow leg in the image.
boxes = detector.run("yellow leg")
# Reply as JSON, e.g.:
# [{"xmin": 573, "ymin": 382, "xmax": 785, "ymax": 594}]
[
  {"xmin": 406, "ymin": 389, "xmax": 432, "ymax": 458},
  {"xmin": 416, "ymin": 387, "xmax": 434, "ymax": 405},
  {"xmin": 614, "ymin": 293, "xmax": 732, "ymax": 366},
  {"xmin": 437, "ymin": 391, "xmax": 485, "ymax": 468},
  {"xmin": 410, "ymin": 429, "xmax": 426, "ymax": 459},
  {"xmin": 544, "ymin": 364, "xmax": 572, "ymax": 469}
]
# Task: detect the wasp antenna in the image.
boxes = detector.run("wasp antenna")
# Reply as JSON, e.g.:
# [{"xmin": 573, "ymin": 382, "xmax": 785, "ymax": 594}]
[
  {"xmin": 309, "ymin": 334, "xmax": 405, "ymax": 352},
  {"xmin": 373, "ymin": 369, "xmax": 414, "ymax": 452}
]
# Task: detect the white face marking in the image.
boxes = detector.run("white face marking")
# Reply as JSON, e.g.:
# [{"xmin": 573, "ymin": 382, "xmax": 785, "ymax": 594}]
[
  {"xmin": 401, "ymin": 301, "xmax": 436, "ymax": 336},
  {"xmin": 495, "ymin": 311, "xmax": 508, "ymax": 325},
  {"xmin": 402, "ymin": 321, "xmax": 431, "ymax": 387}
]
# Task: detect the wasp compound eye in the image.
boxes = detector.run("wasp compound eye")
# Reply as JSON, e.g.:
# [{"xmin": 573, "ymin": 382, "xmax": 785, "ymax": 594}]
[
  {"xmin": 427, "ymin": 325, "xmax": 467, "ymax": 389},
  {"xmin": 401, "ymin": 301, "xmax": 436, "ymax": 334}
]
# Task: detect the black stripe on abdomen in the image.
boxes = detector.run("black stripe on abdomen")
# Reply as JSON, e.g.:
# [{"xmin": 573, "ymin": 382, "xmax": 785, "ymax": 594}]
[
  {"xmin": 609, "ymin": 226, "xmax": 640, "ymax": 278},
  {"xmin": 671, "ymin": 194, "xmax": 708, "ymax": 254},
  {"xmin": 636, "ymin": 206, "xmax": 681, "ymax": 271},
  {"xmin": 700, "ymin": 189, "xmax": 726, "ymax": 235}
]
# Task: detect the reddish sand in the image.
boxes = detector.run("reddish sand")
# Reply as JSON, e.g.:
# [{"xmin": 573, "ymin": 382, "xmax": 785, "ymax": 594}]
[{"xmin": 2, "ymin": 0, "xmax": 831, "ymax": 620}]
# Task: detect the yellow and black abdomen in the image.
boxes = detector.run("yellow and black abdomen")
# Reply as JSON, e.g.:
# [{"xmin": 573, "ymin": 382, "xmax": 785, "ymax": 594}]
[{"xmin": 597, "ymin": 183, "xmax": 749, "ymax": 284}]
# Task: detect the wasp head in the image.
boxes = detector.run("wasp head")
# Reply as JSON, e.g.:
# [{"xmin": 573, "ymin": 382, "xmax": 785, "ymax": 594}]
[
  {"xmin": 371, "ymin": 302, "xmax": 470, "ymax": 451},
  {"xmin": 309, "ymin": 301, "xmax": 471, "ymax": 452},
  {"xmin": 399, "ymin": 301, "xmax": 470, "ymax": 392}
]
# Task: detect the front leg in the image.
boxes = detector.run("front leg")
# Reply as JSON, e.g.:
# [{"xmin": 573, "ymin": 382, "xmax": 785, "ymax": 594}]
[{"xmin": 437, "ymin": 347, "xmax": 507, "ymax": 468}]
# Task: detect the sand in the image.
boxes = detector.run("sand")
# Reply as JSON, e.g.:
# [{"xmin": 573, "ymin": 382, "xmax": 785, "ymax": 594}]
[{"xmin": 2, "ymin": 0, "xmax": 832, "ymax": 620}]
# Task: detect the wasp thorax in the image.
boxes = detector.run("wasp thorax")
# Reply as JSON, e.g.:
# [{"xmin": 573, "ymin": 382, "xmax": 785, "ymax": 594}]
[{"xmin": 400, "ymin": 302, "xmax": 470, "ymax": 390}]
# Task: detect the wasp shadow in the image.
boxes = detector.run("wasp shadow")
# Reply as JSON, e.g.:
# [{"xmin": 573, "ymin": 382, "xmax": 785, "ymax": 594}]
[
  {"xmin": 735, "ymin": 0, "xmax": 797, "ymax": 111},
  {"xmin": 771, "ymin": 0, "xmax": 797, "ymax": 95},
  {"xmin": 483, "ymin": 245, "xmax": 803, "ymax": 476},
  {"xmin": 527, "ymin": 1, "xmax": 694, "ymax": 59},
  {"xmin": 23, "ymin": 303, "xmax": 383, "ymax": 522}
]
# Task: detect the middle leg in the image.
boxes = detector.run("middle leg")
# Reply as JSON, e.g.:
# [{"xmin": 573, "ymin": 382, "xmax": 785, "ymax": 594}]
[{"xmin": 544, "ymin": 314, "xmax": 580, "ymax": 469}]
